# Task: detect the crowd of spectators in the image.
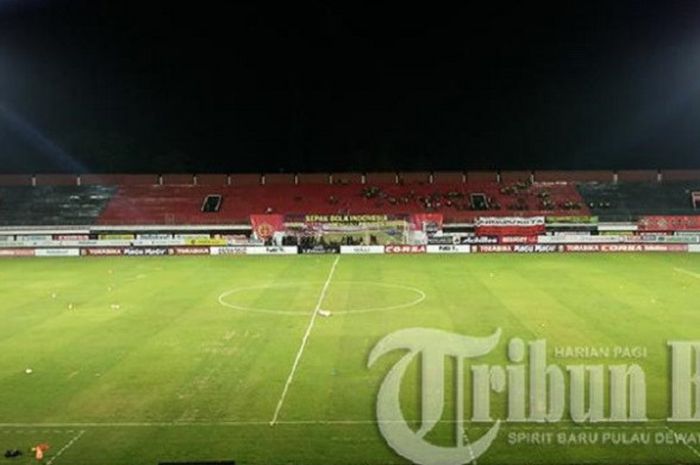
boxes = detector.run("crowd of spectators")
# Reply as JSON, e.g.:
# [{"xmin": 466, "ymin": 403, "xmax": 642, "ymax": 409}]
[{"xmin": 352, "ymin": 182, "xmax": 582, "ymax": 213}]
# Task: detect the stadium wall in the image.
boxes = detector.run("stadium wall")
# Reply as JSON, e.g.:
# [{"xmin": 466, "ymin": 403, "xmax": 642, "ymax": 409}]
[
  {"xmin": 331, "ymin": 172, "xmax": 364, "ymax": 184},
  {"xmin": 5, "ymin": 170, "xmax": 700, "ymax": 186},
  {"xmin": 298, "ymin": 173, "xmax": 330, "ymax": 184},
  {"xmin": 617, "ymin": 170, "xmax": 659, "ymax": 183},
  {"xmin": 534, "ymin": 170, "xmax": 614, "ymax": 182},
  {"xmin": 467, "ymin": 171, "xmax": 498, "ymax": 182},
  {"xmin": 661, "ymin": 170, "xmax": 700, "ymax": 181},
  {"xmin": 432, "ymin": 171, "xmax": 465, "ymax": 184},
  {"xmin": 162, "ymin": 174, "xmax": 195, "ymax": 185},
  {"xmin": 398, "ymin": 172, "xmax": 431, "ymax": 184},
  {"xmin": 0, "ymin": 175, "xmax": 33, "ymax": 186},
  {"xmin": 196, "ymin": 174, "xmax": 229, "ymax": 186},
  {"xmin": 35, "ymin": 174, "xmax": 77, "ymax": 186}
]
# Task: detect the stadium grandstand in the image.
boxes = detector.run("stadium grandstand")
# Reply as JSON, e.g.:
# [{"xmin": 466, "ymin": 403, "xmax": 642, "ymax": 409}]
[
  {"xmin": 0, "ymin": 169, "xmax": 697, "ymax": 225},
  {"xmin": 1, "ymin": 168, "xmax": 699, "ymax": 255}
]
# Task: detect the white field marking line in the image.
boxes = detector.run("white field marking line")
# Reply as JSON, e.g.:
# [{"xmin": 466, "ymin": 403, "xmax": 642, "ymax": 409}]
[
  {"xmin": 0, "ymin": 419, "xmax": 671, "ymax": 428},
  {"xmin": 269, "ymin": 255, "xmax": 341, "ymax": 426},
  {"xmin": 46, "ymin": 429, "xmax": 85, "ymax": 465},
  {"xmin": 463, "ymin": 429, "xmax": 477, "ymax": 465},
  {"xmin": 217, "ymin": 280, "xmax": 426, "ymax": 315},
  {"xmin": 665, "ymin": 425, "xmax": 700, "ymax": 460},
  {"xmin": 674, "ymin": 267, "xmax": 700, "ymax": 279}
]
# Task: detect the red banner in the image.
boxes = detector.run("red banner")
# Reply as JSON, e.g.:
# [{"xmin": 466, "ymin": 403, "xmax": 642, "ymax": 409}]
[
  {"xmin": 250, "ymin": 214, "xmax": 286, "ymax": 239},
  {"xmin": 499, "ymin": 236, "xmax": 539, "ymax": 244},
  {"xmin": 638, "ymin": 216, "xmax": 700, "ymax": 232},
  {"xmin": 411, "ymin": 213, "xmax": 443, "ymax": 232}
]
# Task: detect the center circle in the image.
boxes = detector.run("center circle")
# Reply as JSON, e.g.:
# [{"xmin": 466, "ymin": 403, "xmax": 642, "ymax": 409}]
[{"xmin": 218, "ymin": 280, "xmax": 426, "ymax": 316}]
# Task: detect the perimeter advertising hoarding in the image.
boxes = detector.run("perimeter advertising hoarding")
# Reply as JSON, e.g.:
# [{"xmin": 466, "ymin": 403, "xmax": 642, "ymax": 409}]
[
  {"xmin": 475, "ymin": 244, "xmax": 560, "ymax": 253},
  {"xmin": 426, "ymin": 245, "xmax": 471, "ymax": 254},
  {"xmin": 0, "ymin": 248, "xmax": 35, "ymax": 256},
  {"xmin": 564, "ymin": 244, "xmax": 689, "ymax": 253},
  {"xmin": 340, "ymin": 245, "xmax": 385, "ymax": 254},
  {"xmin": 384, "ymin": 245, "xmax": 427, "ymax": 254},
  {"xmin": 34, "ymin": 248, "xmax": 80, "ymax": 257},
  {"xmin": 245, "ymin": 246, "xmax": 298, "ymax": 255}
]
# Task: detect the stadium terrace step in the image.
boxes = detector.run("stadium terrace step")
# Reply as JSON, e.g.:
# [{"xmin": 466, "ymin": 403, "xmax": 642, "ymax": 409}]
[
  {"xmin": 577, "ymin": 181, "xmax": 700, "ymax": 221},
  {"xmin": 0, "ymin": 186, "xmax": 116, "ymax": 226},
  {"xmin": 96, "ymin": 182, "xmax": 588, "ymax": 225}
]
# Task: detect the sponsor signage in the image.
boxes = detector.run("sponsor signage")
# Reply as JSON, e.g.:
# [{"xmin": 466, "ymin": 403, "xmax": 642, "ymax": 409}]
[
  {"xmin": 123, "ymin": 248, "xmax": 169, "ymax": 256},
  {"xmin": 340, "ymin": 245, "xmax": 385, "ymax": 255},
  {"xmin": 34, "ymin": 248, "xmax": 80, "ymax": 257},
  {"xmin": 168, "ymin": 247, "xmax": 211, "ymax": 256},
  {"xmin": 299, "ymin": 245, "xmax": 340, "ymax": 254},
  {"xmin": 132, "ymin": 239, "xmax": 186, "ymax": 247},
  {"xmin": 539, "ymin": 235, "xmax": 623, "ymax": 244},
  {"xmin": 499, "ymin": 236, "xmax": 538, "ymax": 244},
  {"xmin": 16, "ymin": 234, "xmax": 52, "ymax": 242},
  {"xmin": 427, "ymin": 235, "xmax": 455, "ymax": 245},
  {"xmin": 98, "ymin": 234, "xmax": 135, "ymax": 240},
  {"xmin": 185, "ymin": 238, "xmax": 227, "ymax": 246},
  {"xmin": 82, "ymin": 248, "xmax": 123, "ymax": 256},
  {"xmin": 475, "ymin": 244, "xmax": 560, "ymax": 253},
  {"xmin": 459, "ymin": 236, "xmax": 499, "ymax": 245},
  {"xmin": 426, "ymin": 245, "xmax": 471, "ymax": 254},
  {"xmin": 0, "ymin": 248, "xmax": 34, "ymax": 257},
  {"xmin": 564, "ymin": 244, "xmax": 689, "ymax": 253},
  {"xmin": 245, "ymin": 246, "xmax": 298, "ymax": 255},
  {"xmin": 210, "ymin": 246, "xmax": 247, "ymax": 256},
  {"xmin": 384, "ymin": 245, "xmax": 427, "ymax": 254},
  {"xmin": 54, "ymin": 234, "xmax": 90, "ymax": 241},
  {"xmin": 136, "ymin": 234, "xmax": 172, "ymax": 240}
]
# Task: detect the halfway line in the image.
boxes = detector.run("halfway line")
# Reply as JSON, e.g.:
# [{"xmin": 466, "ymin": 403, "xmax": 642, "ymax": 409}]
[{"xmin": 270, "ymin": 255, "xmax": 340, "ymax": 425}]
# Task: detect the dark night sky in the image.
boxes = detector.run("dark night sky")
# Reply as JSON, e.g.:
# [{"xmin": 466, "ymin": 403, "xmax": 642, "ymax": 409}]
[{"xmin": 1, "ymin": 1, "xmax": 700, "ymax": 174}]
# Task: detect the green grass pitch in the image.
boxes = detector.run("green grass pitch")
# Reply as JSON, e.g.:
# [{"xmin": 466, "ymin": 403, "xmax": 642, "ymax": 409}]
[{"xmin": 1, "ymin": 254, "xmax": 700, "ymax": 464}]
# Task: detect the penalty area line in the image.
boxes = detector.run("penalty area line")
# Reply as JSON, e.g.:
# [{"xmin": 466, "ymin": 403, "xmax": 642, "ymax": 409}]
[{"xmin": 270, "ymin": 255, "xmax": 341, "ymax": 426}]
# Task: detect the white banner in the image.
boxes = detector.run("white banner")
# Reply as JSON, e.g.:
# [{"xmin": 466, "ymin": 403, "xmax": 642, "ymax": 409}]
[
  {"xmin": 340, "ymin": 245, "xmax": 385, "ymax": 255},
  {"xmin": 539, "ymin": 235, "xmax": 622, "ymax": 244},
  {"xmin": 16, "ymin": 235, "xmax": 53, "ymax": 242},
  {"xmin": 245, "ymin": 246, "xmax": 298, "ymax": 255},
  {"xmin": 34, "ymin": 248, "xmax": 80, "ymax": 257},
  {"xmin": 475, "ymin": 216, "xmax": 545, "ymax": 227},
  {"xmin": 426, "ymin": 245, "xmax": 471, "ymax": 254},
  {"xmin": 210, "ymin": 246, "xmax": 248, "ymax": 256}
]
